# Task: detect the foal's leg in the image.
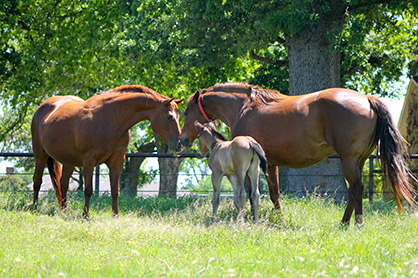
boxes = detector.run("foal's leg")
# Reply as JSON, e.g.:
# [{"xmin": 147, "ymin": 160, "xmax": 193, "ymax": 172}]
[
  {"xmin": 227, "ymin": 175, "xmax": 240, "ymax": 211},
  {"xmin": 234, "ymin": 171, "xmax": 247, "ymax": 222},
  {"xmin": 33, "ymin": 154, "xmax": 48, "ymax": 206},
  {"xmin": 61, "ymin": 165, "xmax": 75, "ymax": 211},
  {"xmin": 248, "ymin": 162, "xmax": 261, "ymax": 224},
  {"xmin": 211, "ymin": 172, "xmax": 223, "ymax": 220},
  {"xmin": 267, "ymin": 165, "xmax": 281, "ymax": 210},
  {"xmin": 341, "ymin": 158, "xmax": 364, "ymax": 225}
]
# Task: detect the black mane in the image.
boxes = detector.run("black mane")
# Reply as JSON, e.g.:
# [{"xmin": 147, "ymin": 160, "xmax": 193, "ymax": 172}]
[{"xmin": 204, "ymin": 123, "xmax": 228, "ymax": 141}]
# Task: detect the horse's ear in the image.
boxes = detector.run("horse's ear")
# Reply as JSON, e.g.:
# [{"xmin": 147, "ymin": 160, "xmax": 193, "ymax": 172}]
[
  {"xmin": 192, "ymin": 91, "xmax": 201, "ymax": 102},
  {"xmin": 194, "ymin": 120, "xmax": 204, "ymax": 130},
  {"xmin": 163, "ymin": 97, "xmax": 175, "ymax": 104},
  {"xmin": 174, "ymin": 98, "xmax": 184, "ymax": 104}
]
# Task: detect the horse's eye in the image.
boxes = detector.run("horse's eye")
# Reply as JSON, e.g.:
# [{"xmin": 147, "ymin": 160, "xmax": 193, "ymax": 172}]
[
  {"xmin": 166, "ymin": 115, "xmax": 173, "ymax": 120},
  {"xmin": 184, "ymin": 111, "xmax": 188, "ymax": 117}
]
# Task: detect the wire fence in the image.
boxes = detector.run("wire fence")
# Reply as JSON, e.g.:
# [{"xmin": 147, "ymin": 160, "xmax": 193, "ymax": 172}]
[{"xmin": 1, "ymin": 152, "xmax": 418, "ymax": 204}]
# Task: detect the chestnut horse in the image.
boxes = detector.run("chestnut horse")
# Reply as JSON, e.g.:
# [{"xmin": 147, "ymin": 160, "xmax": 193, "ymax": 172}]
[
  {"xmin": 32, "ymin": 85, "xmax": 183, "ymax": 217},
  {"xmin": 195, "ymin": 121, "xmax": 267, "ymax": 223},
  {"xmin": 180, "ymin": 83, "xmax": 417, "ymax": 225}
]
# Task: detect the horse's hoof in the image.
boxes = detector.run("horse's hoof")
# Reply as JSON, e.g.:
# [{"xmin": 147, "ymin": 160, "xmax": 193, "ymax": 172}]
[{"xmin": 355, "ymin": 214, "xmax": 364, "ymax": 226}]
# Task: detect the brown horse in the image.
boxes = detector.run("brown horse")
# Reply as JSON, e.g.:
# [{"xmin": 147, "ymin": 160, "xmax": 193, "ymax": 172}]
[
  {"xmin": 195, "ymin": 121, "xmax": 267, "ymax": 223},
  {"xmin": 180, "ymin": 83, "xmax": 417, "ymax": 225},
  {"xmin": 32, "ymin": 85, "xmax": 183, "ymax": 217}
]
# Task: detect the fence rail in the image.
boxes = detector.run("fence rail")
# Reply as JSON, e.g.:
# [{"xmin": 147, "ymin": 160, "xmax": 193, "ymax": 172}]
[{"xmin": 1, "ymin": 152, "xmax": 418, "ymax": 204}]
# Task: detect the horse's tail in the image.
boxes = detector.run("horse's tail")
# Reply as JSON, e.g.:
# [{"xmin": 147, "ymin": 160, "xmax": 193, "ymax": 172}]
[
  {"xmin": 369, "ymin": 97, "xmax": 417, "ymax": 213},
  {"xmin": 46, "ymin": 157, "xmax": 62, "ymax": 207},
  {"xmin": 250, "ymin": 142, "xmax": 268, "ymax": 176}
]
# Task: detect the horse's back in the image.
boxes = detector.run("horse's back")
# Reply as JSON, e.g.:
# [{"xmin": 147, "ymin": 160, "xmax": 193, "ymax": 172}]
[
  {"xmin": 32, "ymin": 96, "xmax": 85, "ymax": 162},
  {"xmin": 315, "ymin": 88, "xmax": 377, "ymax": 157},
  {"xmin": 231, "ymin": 88, "xmax": 377, "ymax": 167},
  {"xmin": 33, "ymin": 95, "xmax": 84, "ymax": 124}
]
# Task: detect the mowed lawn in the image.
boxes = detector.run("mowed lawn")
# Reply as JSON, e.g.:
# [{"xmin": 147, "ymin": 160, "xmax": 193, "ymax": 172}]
[{"xmin": 1, "ymin": 192, "xmax": 418, "ymax": 277}]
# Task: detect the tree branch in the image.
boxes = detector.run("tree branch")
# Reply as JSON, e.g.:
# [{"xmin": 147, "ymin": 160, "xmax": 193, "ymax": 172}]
[
  {"xmin": 249, "ymin": 50, "xmax": 288, "ymax": 67},
  {"xmin": 276, "ymin": 36, "xmax": 286, "ymax": 45}
]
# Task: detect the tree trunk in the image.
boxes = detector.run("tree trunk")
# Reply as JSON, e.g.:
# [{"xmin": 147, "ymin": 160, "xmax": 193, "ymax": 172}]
[
  {"xmin": 120, "ymin": 142, "xmax": 156, "ymax": 195},
  {"xmin": 156, "ymin": 138, "xmax": 184, "ymax": 197},
  {"xmin": 281, "ymin": 11, "xmax": 348, "ymax": 201},
  {"xmin": 73, "ymin": 167, "xmax": 84, "ymax": 191}
]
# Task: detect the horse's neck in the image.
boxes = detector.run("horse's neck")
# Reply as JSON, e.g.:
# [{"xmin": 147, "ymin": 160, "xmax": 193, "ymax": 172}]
[
  {"xmin": 208, "ymin": 138, "xmax": 222, "ymax": 153},
  {"xmin": 101, "ymin": 94, "xmax": 160, "ymax": 128},
  {"xmin": 203, "ymin": 92, "xmax": 246, "ymax": 127}
]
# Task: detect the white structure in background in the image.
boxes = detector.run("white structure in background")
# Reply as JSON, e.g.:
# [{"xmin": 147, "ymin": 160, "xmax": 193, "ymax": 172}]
[{"xmin": 27, "ymin": 175, "xmax": 192, "ymax": 198}]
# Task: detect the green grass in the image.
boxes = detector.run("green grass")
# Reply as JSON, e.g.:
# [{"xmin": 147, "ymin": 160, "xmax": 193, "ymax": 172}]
[{"xmin": 1, "ymin": 191, "xmax": 418, "ymax": 277}]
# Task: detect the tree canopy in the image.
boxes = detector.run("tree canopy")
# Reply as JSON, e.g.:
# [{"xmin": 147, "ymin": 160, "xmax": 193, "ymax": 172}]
[{"xmin": 1, "ymin": 0, "xmax": 417, "ymax": 143}]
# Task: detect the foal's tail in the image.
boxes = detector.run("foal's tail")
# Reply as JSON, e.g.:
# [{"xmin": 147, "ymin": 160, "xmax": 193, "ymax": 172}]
[
  {"xmin": 46, "ymin": 157, "xmax": 63, "ymax": 207},
  {"xmin": 250, "ymin": 142, "xmax": 268, "ymax": 176},
  {"xmin": 369, "ymin": 97, "xmax": 417, "ymax": 213}
]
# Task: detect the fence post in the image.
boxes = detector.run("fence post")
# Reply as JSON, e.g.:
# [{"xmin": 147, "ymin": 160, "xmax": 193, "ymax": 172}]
[
  {"xmin": 368, "ymin": 156, "xmax": 374, "ymax": 205},
  {"xmin": 95, "ymin": 166, "xmax": 100, "ymax": 193}
]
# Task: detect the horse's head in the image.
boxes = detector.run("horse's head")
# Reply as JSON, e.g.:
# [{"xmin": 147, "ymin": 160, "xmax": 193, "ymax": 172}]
[
  {"xmin": 180, "ymin": 91, "xmax": 208, "ymax": 147},
  {"xmin": 194, "ymin": 121, "xmax": 227, "ymax": 157},
  {"xmin": 194, "ymin": 121, "xmax": 213, "ymax": 158},
  {"xmin": 150, "ymin": 98, "xmax": 184, "ymax": 153}
]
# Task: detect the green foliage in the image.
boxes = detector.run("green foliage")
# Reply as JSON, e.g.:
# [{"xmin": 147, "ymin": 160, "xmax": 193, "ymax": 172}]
[
  {"xmin": 341, "ymin": 3, "xmax": 418, "ymax": 97},
  {"xmin": 0, "ymin": 175, "xmax": 27, "ymax": 192}
]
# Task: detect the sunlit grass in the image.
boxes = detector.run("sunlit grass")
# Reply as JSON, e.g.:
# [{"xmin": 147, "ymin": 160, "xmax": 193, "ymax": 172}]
[{"xmin": 1, "ymin": 191, "xmax": 418, "ymax": 277}]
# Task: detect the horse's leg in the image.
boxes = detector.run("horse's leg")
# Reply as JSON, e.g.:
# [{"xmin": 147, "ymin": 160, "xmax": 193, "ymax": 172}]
[
  {"xmin": 211, "ymin": 172, "xmax": 223, "ymax": 221},
  {"xmin": 61, "ymin": 165, "xmax": 75, "ymax": 211},
  {"xmin": 33, "ymin": 154, "xmax": 48, "ymax": 206},
  {"xmin": 82, "ymin": 163, "xmax": 94, "ymax": 218},
  {"xmin": 340, "ymin": 158, "xmax": 364, "ymax": 225},
  {"xmin": 108, "ymin": 158, "xmax": 125, "ymax": 217},
  {"xmin": 267, "ymin": 165, "xmax": 281, "ymax": 210}
]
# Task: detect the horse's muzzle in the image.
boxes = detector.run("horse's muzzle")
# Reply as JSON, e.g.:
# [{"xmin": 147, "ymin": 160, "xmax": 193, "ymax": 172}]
[
  {"xmin": 180, "ymin": 137, "xmax": 191, "ymax": 148},
  {"xmin": 170, "ymin": 140, "xmax": 183, "ymax": 154}
]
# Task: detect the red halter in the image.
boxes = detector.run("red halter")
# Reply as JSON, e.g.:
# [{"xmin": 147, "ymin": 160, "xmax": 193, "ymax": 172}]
[{"xmin": 198, "ymin": 94, "xmax": 215, "ymax": 125}]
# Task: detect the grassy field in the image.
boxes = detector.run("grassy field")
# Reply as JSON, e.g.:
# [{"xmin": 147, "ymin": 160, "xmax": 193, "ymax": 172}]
[{"xmin": 1, "ymin": 191, "xmax": 418, "ymax": 277}]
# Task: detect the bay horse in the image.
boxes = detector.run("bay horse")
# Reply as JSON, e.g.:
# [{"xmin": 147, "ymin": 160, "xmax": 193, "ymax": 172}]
[
  {"xmin": 180, "ymin": 83, "xmax": 417, "ymax": 225},
  {"xmin": 195, "ymin": 121, "xmax": 267, "ymax": 223},
  {"xmin": 31, "ymin": 85, "xmax": 183, "ymax": 217}
]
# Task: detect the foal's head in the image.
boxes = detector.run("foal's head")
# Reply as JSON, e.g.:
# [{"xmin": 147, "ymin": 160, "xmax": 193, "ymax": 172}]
[{"xmin": 194, "ymin": 121, "xmax": 227, "ymax": 157}]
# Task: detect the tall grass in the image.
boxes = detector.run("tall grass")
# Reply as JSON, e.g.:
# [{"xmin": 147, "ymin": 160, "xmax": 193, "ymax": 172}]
[{"xmin": 1, "ymin": 191, "xmax": 418, "ymax": 277}]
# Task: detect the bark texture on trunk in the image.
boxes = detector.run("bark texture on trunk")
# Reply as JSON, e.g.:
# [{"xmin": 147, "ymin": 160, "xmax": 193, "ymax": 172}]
[
  {"xmin": 281, "ymin": 8, "xmax": 348, "ymax": 201},
  {"xmin": 120, "ymin": 142, "xmax": 156, "ymax": 195},
  {"xmin": 156, "ymin": 138, "xmax": 183, "ymax": 197}
]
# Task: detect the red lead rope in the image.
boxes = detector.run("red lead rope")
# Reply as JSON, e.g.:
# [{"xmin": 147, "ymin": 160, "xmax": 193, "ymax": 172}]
[{"xmin": 197, "ymin": 94, "xmax": 215, "ymax": 126}]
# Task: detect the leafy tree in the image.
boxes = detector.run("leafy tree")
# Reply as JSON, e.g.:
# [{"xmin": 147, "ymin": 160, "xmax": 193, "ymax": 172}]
[
  {"xmin": 0, "ymin": 174, "xmax": 27, "ymax": 192},
  {"xmin": 2, "ymin": 0, "xmax": 417, "ymax": 197}
]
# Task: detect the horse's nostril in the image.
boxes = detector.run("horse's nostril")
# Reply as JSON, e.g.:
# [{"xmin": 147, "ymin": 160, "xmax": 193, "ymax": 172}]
[{"xmin": 181, "ymin": 137, "xmax": 190, "ymax": 147}]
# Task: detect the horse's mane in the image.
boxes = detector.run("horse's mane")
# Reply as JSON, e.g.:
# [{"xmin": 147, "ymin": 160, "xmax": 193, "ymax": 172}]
[
  {"xmin": 203, "ymin": 82, "xmax": 282, "ymax": 103},
  {"xmin": 98, "ymin": 85, "xmax": 169, "ymax": 100},
  {"xmin": 205, "ymin": 123, "xmax": 228, "ymax": 141}
]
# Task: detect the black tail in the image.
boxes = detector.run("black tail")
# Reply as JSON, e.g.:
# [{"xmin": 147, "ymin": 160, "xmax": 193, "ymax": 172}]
[
  {"xmin": 46, "ymin": 157, "xmax": 63, "ymax": 207},
  {"xmin": 250, "ymin": 142, "xmax": 268, "ymax": 176},
  {"xmin": 369, "ymin": 97, "xmax": 417, "ymax": 212}
]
